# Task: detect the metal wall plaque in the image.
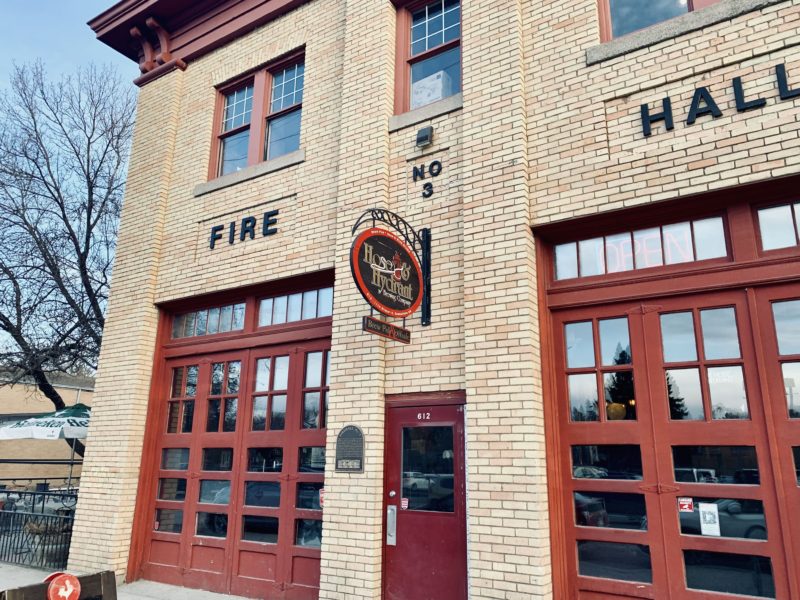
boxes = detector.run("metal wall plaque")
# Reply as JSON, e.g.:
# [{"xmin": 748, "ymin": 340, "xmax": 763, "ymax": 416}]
[{"xmin": 335, "ymin": 425, "xmax": 365, "ymax": 473}]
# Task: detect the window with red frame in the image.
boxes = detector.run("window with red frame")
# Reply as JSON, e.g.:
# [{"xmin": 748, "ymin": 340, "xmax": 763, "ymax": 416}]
[
  {"xmin": 213, "ymin": 55, "xmax": 304, "ymax": 178},
  {"xmin": 396, "ymin": 0, "xmax": 461, "ymax": 114},
  {"xmin": 600, "ymin": 0, "xmax": 720, "ymax": 41}
]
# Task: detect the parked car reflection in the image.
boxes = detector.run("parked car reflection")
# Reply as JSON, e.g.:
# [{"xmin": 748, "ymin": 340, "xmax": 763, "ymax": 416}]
[{"xmin": 679, "ymin": 499, "xmax": 767, "ymax": 540}]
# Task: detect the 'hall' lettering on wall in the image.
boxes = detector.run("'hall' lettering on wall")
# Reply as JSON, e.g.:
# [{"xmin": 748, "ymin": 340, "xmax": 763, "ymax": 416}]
[
  {"xmin": 640, "ymin": 63, "xmax": 799, "ymax": 137},
  {"xmin": 209, "ymin": 210, "xmax": 279, "ymax": 250}
]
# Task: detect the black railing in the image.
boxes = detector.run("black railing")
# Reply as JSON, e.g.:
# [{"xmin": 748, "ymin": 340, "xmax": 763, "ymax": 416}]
[{"xmin": 0, "ymin": 510, "xmax": 73, "ymax": 570}]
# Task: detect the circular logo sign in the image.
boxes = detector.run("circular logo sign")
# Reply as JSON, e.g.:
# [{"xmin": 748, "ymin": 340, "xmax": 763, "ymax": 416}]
[
  {"xmin": 350, "ymin": 227, "xmax": 423, "ymax": 319},
  {"xmin": 47, "ymin": 574, "xmax": 81, "ymax": 600}
]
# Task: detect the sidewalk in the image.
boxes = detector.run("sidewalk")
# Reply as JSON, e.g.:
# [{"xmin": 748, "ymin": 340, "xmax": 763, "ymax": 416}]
[{"xmin": 0, "ymin": 563, "xmax": 254, "ymax": 599}]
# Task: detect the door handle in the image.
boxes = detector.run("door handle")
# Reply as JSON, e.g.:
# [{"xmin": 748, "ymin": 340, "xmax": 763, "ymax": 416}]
[{"xmin": 386, "ymin": 505, "xmax": 397, "ymax": 546}]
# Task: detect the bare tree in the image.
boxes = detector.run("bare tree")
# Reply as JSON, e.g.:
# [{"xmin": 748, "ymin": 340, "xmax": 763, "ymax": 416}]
[{"xmin": 0, "ymin": 62, "xmax": 135, "ymax": 454}]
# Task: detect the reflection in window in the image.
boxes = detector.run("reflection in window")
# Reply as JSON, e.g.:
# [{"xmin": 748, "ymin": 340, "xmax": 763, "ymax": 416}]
[
  {"xmin": 402, "ymin": 426, "xmax": 454, "ymax": 512},
  {"xmin": 673, "ymin": 446, "xmax": 759, "ymax": 484},
  {"xmin": 793, "ymin": 448, "xmax": 800, "ymax": 485},
  {"xmin": 577, "ymin": 541, "xmax": 652, "ymax": 583},
  {"xmin": 172, "ymin": 303, "xmax": 245, "ymax": 339},
  {"xmin": 161, "ymin": 448, "xmax": 190, "ymax": 471},
  {"xmin": 783, "ymin": 363, "xmax": 800, "ymax": 418},
  {"xmin": 758, "ymin": 203, "xmax": 799, "ymax": 251},
  {"xmin": 245, "ymin": 482, "xmax": 280, "ymax": 507},
  {"xmin": 297, "ymin": 483, "xmax": 323, "ymax": 510},
  {"xmin": 409, "ymin": 0, "xmax": 461, "ymax": 110},
  {"xmin": 258, "ymin": 287, "xmax": 334, "ymax": 327},
  {"xmin": 678, "ymin": 498, "xmax": 766, "ymax": 540},
  {"xmin": 155, "ymin": 509, "xmax": 183, "ymax": 533},
  {"xmin": 158, "ymin": 478, "xmax": 186, "ymax": 502},
  {"xmin": 666, "ymin": 369, "xmax": 704, "ymax": 420},
  {"xmin": 295, "ymin": 519, "xmax": 322, "ymax": 547},
  {"xmin": 196, "ymin": 512, "xmax": 228, "ymax": 537},
  {"xmin": 700, "ymin": 307, "xmax": 740, "ymax": 360},
  {"xmin": 661, "ymin": 312, "xmax": 697, "ymax": 362},
  {"xmin": 243, "ymin": 516, "xmax": 278, "ymax": 544},
  {"xmin": 571, "ymin": 445, "xmax": 643, "ymax": 480},
  {"xmin": 299, "ymin": 447, "xmax": 326, "ymax": 473},
  {"xmin": 609, "ymin": 0, "xmax": 688, "ymax": 38},
  {"xmin": 202, "ymin": 448, "xmax": 234, "ymax": 471},
  {"xmin": 708, "ymin": 366, "xmax": 749, "ymax": 420},
  {"xmin": 772, "ymin": 300, "xmax": 800, "ymax": 355},
  {"xmin": 684, "ymin": 551, "xmax": 774, "ymax": 598},
  {"xmin": 569, "ymin": 374, "xmax": 599, "ymax": 422},
  {"xmin": 248, "ymin": 448, "xmax": 283, "ymax": 472},
  {"xmin": 574, "ymin": 492, "xmax": 646, "ymax": 530},
  {"xmin": 199, "ymin": 480, "xmax": 230, "ymax": 504},
  {"xmin": 604, "ymin": 372, "xmax": 636, "ymax": 421},
  {"xmin": 565, "ymin": 322, "xmax": 594, "ymax": 368},
  {"xmin": 599, "ymin": 318, "xmax": 631, "ymax": 366}
]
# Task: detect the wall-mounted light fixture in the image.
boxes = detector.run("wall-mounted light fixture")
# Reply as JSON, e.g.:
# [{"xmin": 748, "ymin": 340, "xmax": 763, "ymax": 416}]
[{"xmin": 416, "ymin": 125, "xmax": 433, "ymax": 148}]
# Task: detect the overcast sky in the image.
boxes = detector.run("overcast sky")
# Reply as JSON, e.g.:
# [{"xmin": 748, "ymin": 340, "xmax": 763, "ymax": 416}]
[{"xmin": 0, "ymin": 1, "xmax": 137, "ymax": 89}]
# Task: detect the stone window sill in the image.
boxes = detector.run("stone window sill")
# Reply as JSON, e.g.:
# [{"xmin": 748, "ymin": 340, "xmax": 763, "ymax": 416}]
[
  {"xmin": 193, "ymin": 149, "xmax": 305, "ymax": 197},
  {"xmin": 586, "ymin": 0, "xmax": 787, "ymax": 66},
  {"xmin": 389, "ymin": 93, "xmax": 463, "ymax": 133}
]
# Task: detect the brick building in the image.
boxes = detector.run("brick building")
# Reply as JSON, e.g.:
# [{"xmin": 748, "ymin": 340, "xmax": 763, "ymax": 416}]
[{"xmin": 71, "ymin": 0, "xmax": 800, "ymax": 598}]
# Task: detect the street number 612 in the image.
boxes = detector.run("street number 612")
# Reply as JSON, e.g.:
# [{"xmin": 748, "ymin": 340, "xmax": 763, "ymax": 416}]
[{"xmin": 417, "ymin": 412, "xmax": 431, "ymax": 420}]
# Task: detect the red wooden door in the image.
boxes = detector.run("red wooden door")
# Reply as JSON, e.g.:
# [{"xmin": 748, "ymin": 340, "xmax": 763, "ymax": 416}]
[{"xmin": 383, "ymin": 403, "xmax": 467, "ymax": 600}]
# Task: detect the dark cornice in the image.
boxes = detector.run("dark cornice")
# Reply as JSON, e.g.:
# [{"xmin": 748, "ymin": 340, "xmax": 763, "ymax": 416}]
[{"xmin": 88, "ymin": 0, "xmax": 311, "ymax": 85}]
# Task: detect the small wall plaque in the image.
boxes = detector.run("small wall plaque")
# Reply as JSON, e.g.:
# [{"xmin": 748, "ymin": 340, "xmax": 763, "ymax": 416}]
[{"xmin": 335, "ymin": 425, "xmax": 365, "ymax": 473}]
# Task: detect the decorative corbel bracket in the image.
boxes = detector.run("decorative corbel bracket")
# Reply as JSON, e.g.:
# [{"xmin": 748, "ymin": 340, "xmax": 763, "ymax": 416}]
[
  {"xmin": 130, "ymin": 26, "xmax": 156, "ymax": 74},
  {"xmin": 145, "ymin": 17, "xmax": 173, "ymax": 64}
]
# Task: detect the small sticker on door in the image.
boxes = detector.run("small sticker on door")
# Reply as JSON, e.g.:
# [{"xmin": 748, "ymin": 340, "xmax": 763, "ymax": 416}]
[
  {"xmin": 401, "ymin": 497, "xmax": 409, "ymax": 510},
  {"xmin": 699, "ymin": 502, "xmax": 721, "ymax": 536},
  {"xmin": 678, "ymin": 497, "xmax": 694, "ymax": 513}
]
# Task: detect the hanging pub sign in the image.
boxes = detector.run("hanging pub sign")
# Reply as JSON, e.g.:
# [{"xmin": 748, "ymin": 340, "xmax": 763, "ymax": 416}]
[{"xmin": 350, "ymin": 209, "xmax": 431, "ymax": 341}]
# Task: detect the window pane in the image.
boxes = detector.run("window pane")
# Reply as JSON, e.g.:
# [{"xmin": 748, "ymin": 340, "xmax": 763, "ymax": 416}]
[
  {"xmin": 599, "ymin": 318, "xmax": 631, "ymax": 366},
  {"xmin": 171, "ymin": 367, "xmax": 184, "ymax": 398},
  {"xmin": 167, "ymin": 402, "xmax": 179, "ymax": 433},
  {"xmin": 206, "ymin": 399, "xmax": 221, "ymax": 432},
  {"xmin": 578, "ymin": 238, "xmax": 605, "ymax": 277},
  {"xmin": 605, "ymin": 233, "xmax": 633, "ymax": 273},
  {"xmin": 274, "ymin": 356, "xmax": 289, "ymax": 389},
  {"xmin": 571, "ymin": 445, "xmax": 643, "ymax": 480},
  {"xmin": 661, "ymin": 312, "xmax": 697, "ymax": 362},
  {"xmin": 666, "ymin": 369, "xmax": 704, "ymax": 420},
  {"xmin": 272, "ymin": 295, "xmax": 287, "ymax": 325},
  {"xmin": 218, "ymin": 305, "xmax": 233, "ymax": 332},
  {"xmin": 222, "ymin": 84, "xmax": 253, "ymax": 131},
  {"xmin": 207, "ymin": 308, "xmax": 220, "ymax": 335},
  {"xmin": 604, "ymin": 372, "xmax": 636, "ymax": 421},
  {"xmin": 267, "ymin": 109, "xmax": 302, "ymax": 160},
  {"xmin": 181, "ymin": 401, "xmax": 194, "ymax": 433},
  {"xmin": 270, "ymin": 63, "xmax": 304, "ymax": 112},
  {"xmin": 305, "ymin": 352, "xmax": 323, "ymax": 387},
  {"xmin": 232, "ymin": 303, "xmax": 245, "ymax": 330},
  {"xmin": 252, "ymin": 396, "xmax": 267, "ymax": 431},
  {"xmin": 708, "ymin": 366, "xmax": 749, "ymax": 420},
  {"xmin": 610, "ymin": 0, "xmax": 688, "ymax": 38},
  {"xmin": 574, "ymin": 492, "xmax": 646, "ymax": 530},
  {"xmin": 663, "ymin": 221, "xmax": 694, "ymax": 264},
  {"xmin": 318, "ymin": 287, "xmax": 333, "ymax": 317},
  {"xmin": 183, "ymin": 312, "xmax": 196, "ymax": 337},
  {"xmin": 565, "ymin": 321, "xmax": 594, "ymax": 368},
  {"xmin": 577, "ymin": 541, "xmax": 652, "ymax": 583},
  {"xmin": 700, "ymin": 307, "xmax": 740, "ymax": 359},
  {"xmin": 271, "ymin": 395, "xmax": 286, "ymax": 430},
  {"xmin": 402, "ymin": 426, "xmax": 454, "ymax": 512},
  {"xmin": 259, "ymin": 298, "xmax": 274, "ymax": 327},
  {"xmin": 693, "ymin": 217, "xmax": 727, "ymax": 260},
  {"xmin": 302, "ymin": 290, "xmax": 318, "ymax": 320},
  {"xmin": 569, "ymin": 373, "xmax": 599, "ymax": 422},
  {"xmin": 243, "ymin": 515, "xmax": 279, "ymax": 544},
  {"xmin": 199, "ymin": 480, "xmax": 230, "ymax": 504},
  {"xmin": 299, "ymin": 447, "xmax": 326, "ymax": 473},
  {"xmin": 684, "ymin": 551, "xmax": 774, "ymax": 598},
  {"xmin": 197, "ymin": 512, "xmax": 228, "ymax": 538},
  {"xmin": 297, "ymin": 483, "xmax": 324, "ymax": 510},
  {"xmin": 783, "ymin": 363, "xmax": 800, "ymax": 418},
  {"xmin": 793, "ymin": 447, "xmax": 800, "ymax": 484},
  {"xmin": 227, "ymin": 362, "xmax": 241, "ymax": 394},
  {"xmin": 211, "ymin": 363, "xmax": 224, "ymax": 395},
  {"xmin": 295, "ymin": 519, "xmax": 322, "ymax": 547},
  {"xmin": 248, "ymin": 448, "xmax": 283, "ymax": 472},
  {"xmin": 245, "ymin": 482, "xmax": 280, "ymax": 508},
  {"xmin": 554, "ymin": 243, "xmax": 578, "ymax": 280},
  {"xmin": 223, "ymin": 398, "xmax": 237, "ymax": 432},
  {"xmin": 194, "ymin": 310, "xmax": 208, "ymax": 336},
  {"xmin": 303, "ymin": 392, "xmax": 321, "ymax": 429},
  {"xmin": 155, "ymin": 509, "xmax": 183, "ymax": 533},
  {"xmin": 287, "ymin": 293, "xmax": 302, "ymax": 322},
  {"xmin": 679, "ymin": 498, "xmax": 766, "ymax": 539},
  {"xmin": 161, "ymin": 448, "xmax": 190, "ymax": 471},
  {"xmin": 220, "ymin": 129, "xmax": 250, "ymax": 176},
  {"xmin": 772, "ymin": 300, "xmax": 800, "ymax": 355},
  {"xmin": 633, "ymin": 227, "xmax": 664, "ymax": 269},
  {"xmin": 410, "ymin": 46, "xmax": 461, "ymax": 110},
  {"xmin": 158, "ymin": 478, "xmax": 186, "ymax": 501},
  {"xmin": 171, "ymin": 314, "xmax": 185, "ymax": 339},
  {"xmin": 202, "ymin": 448, "xmax": 233, "ymax": 471},
  {"xmin": 255, "ymin": 358, "xmax": 271, "ymax": 392},
  {"xmin": 759, "ymin": 204, "xmax": 797, "ymax": 251},
  {"xmin": 673, "ymin": 446, "xmax": 759, "ymax": 484}
]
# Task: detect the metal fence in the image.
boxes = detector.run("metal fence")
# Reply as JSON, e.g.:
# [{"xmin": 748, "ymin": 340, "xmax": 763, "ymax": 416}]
[{"xmin": 0, "ymin": 510, "xmax": 73, "ymax": 570}]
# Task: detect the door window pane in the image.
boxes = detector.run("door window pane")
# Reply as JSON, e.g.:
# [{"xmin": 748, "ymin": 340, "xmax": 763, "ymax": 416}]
[
  {"xmin": 274, "ymin": 356, "xmax": 289, "ymax": 390},
  {"xmin": 673, "ymin": 446, "xmax": 759, "ymax": 484},
  {"xmin": 197, "ymin": 512, "xmax": 228, "ymax": 538},
  {"xmin": 708, "ymin": 366, "xmax": 749, "ymax": 420},
  {"xmin": 772, "ymin": 300, "xmax": 800, "ymax": 355},
  {"xmin": 271, "ymin": 394, "xmax": 287, "ymax": 430},
  {"xmin": 227, "ymin": 362, "xmax": 241, "ymax": 394},
  {"xmin": 599, "ymin": 318, "xmax": 631, "ymax": 366},
  {"xmin": 248, "ymin": 448, "xmax": 283, "ymax": 472},
  {"xmin": 569, "ymin": 374, "xmax": 599, "ymax": 422},
  {"xmin": 299, "ymin": 447, "xmax": 326, "ymax": 473},
  {"xmin": 684, "ymin": 551, "xmax": 774, "ymax": 598},
  {"xmin": 571, "ymin": 445, "xmax": 643, "ymax": 480},
  {"xmin": 245, "ymin": 481, "xmax": 280, "ymax": 507},
  {"xmin": 783, "ymin": 363, "xmax": 800, "ymax": 418},
  {"xmin": 661, "ymin": 312, "xmax": 697, "ymax": 362},
  {"xmin": 243, "ymin": 516, "xmax": 278, "ymax": 544},
  {"xmin": 185, "ymin": 366, "xmax": 198, "ymax": 397},
  {"xmin": 578, "ymin": 238, "xmax": 605, "ymax": 277},
  {"xmin": 663, "ymin": 221, "xmax": 694, "ymax": 264},
  {"xmin": 759, "ymin": 204, "xmax": 796, "ymax": 251},
  {"xmin": 202, "ymin": 448, "xmax": 233, "ymax": 471},
  {"xmin": 305, "ymin": 352, "xmax": 323, "ymax": 387},
  {"xmin": 252, "ymin": 396, "xmax": 267, "ymax": 430},
  {"xmin": 211, "ymin": 363, "xmax": 224, "ymax": 395},
  {"xmin": 181, "ymin": 401, "xmax": 194, "ymax": 433},
  {"xmin": 793, "ymin": 448, "xmax": 800, "ymax": 485},
  {"xmin": 199, "ymin": 480, "xmax": 230, "ymax": 504},
  {"xmin": 402, "ymin": 426, "xmax": 454, "ymax": 512},
  {"xmin": 155, "ymin": 509, "xmax": 183, "ymax": 533},
  {"xmin": 667, "ymin": 369, "xmax": 704, "ymax": 420},
  {"xmin": 555, "ymin": 243, "xmax": 578, "ymax": 280},
  {"xmin": 297, "ymin": 483, "xmax": 323, "ymax": 510},
  {"xmin": 577, "ymin": 541, "xmax": 652, "ymax": 583},
  {"xmin": 574, "ymin": 492, "xmax": 646, "ymax": 530},
  {"xmin": 161, "ymin": 448, "xmax": 190, "ymax": 470},
  {"xmin": 167, "ymin": 402, "xmax": 179, "ymax": 433},
  {"xmin": 303, "ymin": 392, "xmax": 321, "ymax": 429},
  {"xmin": 565, "ymin": 322, "xmax": 594, "ymax": 368},
  {"xmin": 171, "ymin": 367, "xmax": 184, "ymax": 398},
  {"xmin": 693, "ymin": 217, "xmax": 727, "ymax": 260},
  {"xmin": 633, "ymin": 227, "xmax": 663, "ymax": 269},
  {"xmin": 700, "ymin": 307, "xmax": 741, "ymax": 359},
  {"xmin": 206, "ymin": 399, "xmax": 221, "ymax": 432},
  {"xmin": 295, "ymin": 519, "xmax": 322, "ymax": 547},
  {"xmin": 255, "ymin": 358, "xmax": 271, "ymax": 391},
  {"xmin": 158, "ymin": 478, "xmax": 186, "ymax": 501},
  {"xmin": 678, "ymin": 498, "xmax": 766, "ymax": 540},
  {"xmin": 223, "ymin": 398, "xmax": 237, "ymax": 431},
  {"xmin": 604, "ymin": 372, "xmax": 636, "ymax": 421}
]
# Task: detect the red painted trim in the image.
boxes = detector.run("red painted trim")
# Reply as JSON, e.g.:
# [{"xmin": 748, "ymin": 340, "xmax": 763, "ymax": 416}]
[{"xmin": 385, "ymin": 390, "xmax": 466, "ymax": 407}]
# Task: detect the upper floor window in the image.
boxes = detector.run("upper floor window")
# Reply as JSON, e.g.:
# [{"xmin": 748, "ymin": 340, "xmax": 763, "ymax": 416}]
[
  {"xmin": 601, "ymin": 0, "xmax": 719, "ymax": 40},
  {"xmin": 395, "ymin": 0, "xmax": 461, "ymax": 113},
  {"xmin": 757, "ymin": 202, "xmax": 800, "ymax": 252},
  {"xmin": 212, "ymin": 53, "xmax": 304, "ymax": 178}
]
